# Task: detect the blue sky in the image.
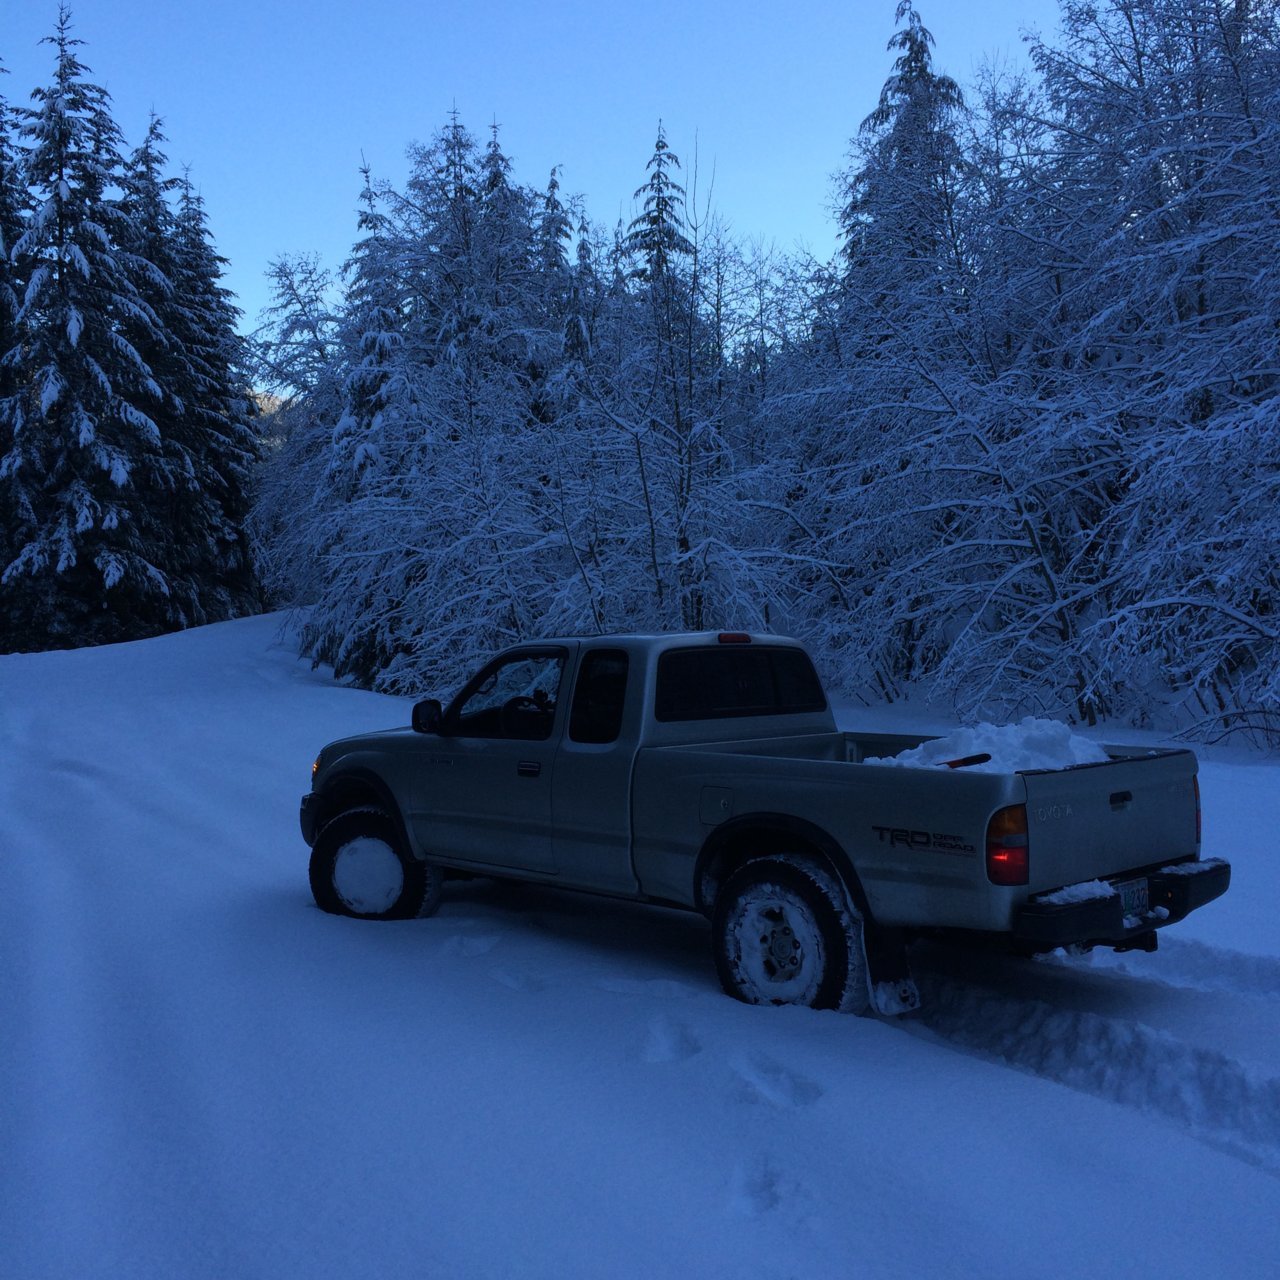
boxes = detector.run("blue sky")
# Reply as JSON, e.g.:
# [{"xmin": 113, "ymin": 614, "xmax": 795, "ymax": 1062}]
[{"xmin": 3, "ymin": 1, "xmax": 1061, "ymax": 330}]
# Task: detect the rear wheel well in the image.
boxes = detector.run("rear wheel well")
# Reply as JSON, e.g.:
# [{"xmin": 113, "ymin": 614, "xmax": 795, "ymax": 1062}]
[
  {"xmin": 696, "ymin": 818, "xmax": 870, "ymax": 924},
  {"xmin": 697, "ymin": 817, "xmax": 922, "ymax": 1013}
]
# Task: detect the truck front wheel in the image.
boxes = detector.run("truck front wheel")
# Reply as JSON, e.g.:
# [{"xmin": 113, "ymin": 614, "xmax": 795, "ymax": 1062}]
[
  {"xmin": 712, "ymin": 856, "xmax": 869, "ymax": 1013},
  {"xmin": 309, "ymin": 808, "xmax": 441, "ymax": 921}
]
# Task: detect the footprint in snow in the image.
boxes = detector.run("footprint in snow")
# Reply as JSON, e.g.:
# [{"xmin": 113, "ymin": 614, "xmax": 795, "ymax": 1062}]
[
  {"xmin": 490, "ymin": 966, "xmax": 544, "ymax": 993},
  {"xmin": 443, "ymin": 934, "xmax": 501, "ymax": 958},
  {"xmin": 596, "ymin": 977, "xmax": 698, "ymax": 999},
  {"xmin": 642, "ymin": 1014, "xmax": 702, "ymax": 1064},
  {"xmin": 727, "ymin": 1157, "xmax": 783, "ymax": 1217},
  {"xmin": 732, "ymin": 1053, "xmax": 824, "ymax": 1108},
  {"xmin": 47, "ymin": 757, "xmax": 111, "ymax": 783}
]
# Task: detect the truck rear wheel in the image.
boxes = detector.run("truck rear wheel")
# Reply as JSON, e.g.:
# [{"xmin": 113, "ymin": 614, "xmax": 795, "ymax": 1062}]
[
  {"xmin": 309, "ymin": 808, "xmax": 441, "ymax": 921},
  {"xmin": 712, "ymin": 856, "xmax": 869, "ymax": 1013}
]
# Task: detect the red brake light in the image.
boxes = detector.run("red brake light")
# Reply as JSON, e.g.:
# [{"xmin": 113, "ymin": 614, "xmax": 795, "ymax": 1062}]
[
  {"xmin": 717, "ymin": 632, "xmax": 752, "ymax": 644},
  {"xmin": 986, "ymin": 804, "xmax": 1029, "ymax": 885}
]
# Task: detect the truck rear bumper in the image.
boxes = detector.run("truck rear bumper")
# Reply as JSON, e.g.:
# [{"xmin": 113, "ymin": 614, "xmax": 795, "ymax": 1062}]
[{"xmin": 1013, "ymin": 858, "xmax": 1230, "ymax": 949}]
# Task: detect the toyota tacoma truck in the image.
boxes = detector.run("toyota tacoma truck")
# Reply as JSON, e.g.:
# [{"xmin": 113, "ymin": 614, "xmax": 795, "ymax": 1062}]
[{"xmin": 300, "ymin": 632, "xmax": 1230, "ymax": 1014}]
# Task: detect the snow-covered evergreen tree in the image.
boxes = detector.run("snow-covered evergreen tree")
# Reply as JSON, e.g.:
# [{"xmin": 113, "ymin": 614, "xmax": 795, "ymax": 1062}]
[
  {"xmin": 0, "ymin": 64, "xmax": 33, "ymax": 601},
  {"xmin": 328, "ymin": 162, "xmax": 404, "ymax": 496},
  {"xmin": 168, "ymin": 172, "xmax": 260, "ymax": 620},
  {"xmin": 536, "ymin": 166, "xmax": 573, "ymax": 278},
  {"xmin": 247, "ymin": 252, "xmax": 343, "ymax": 608},
  {"xmin": 800, "ymin": 3, "xmax": 980, "ymax": 696},
  {"xmin": 300, "ymin": 163, "xmax": 412, "ymax": 680},
  {"xmin": 574, "ymin": 125, "xmax": 780, "ymax": 634},
  {"xmin": 1, "ymin": 10, "xmax": 176, "ymax": 650},
  {"xmin": 116, "ymin": 117, "xmax": 210, "ymax": 626},
  {"xmin": 624, "ymin": 122, "xmax": 694, "ymax": 281},
  {"xmin": 840, "ymin": 1, "xmax": 965, "ymax": 282}
]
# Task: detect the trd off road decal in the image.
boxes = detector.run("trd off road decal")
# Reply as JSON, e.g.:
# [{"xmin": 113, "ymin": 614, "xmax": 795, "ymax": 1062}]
[{"xmin": 871, "ymin": 827, "xmax": 976, "ymax": 857}]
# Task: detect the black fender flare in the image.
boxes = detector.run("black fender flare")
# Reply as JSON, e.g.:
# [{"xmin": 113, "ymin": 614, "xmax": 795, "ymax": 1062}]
[
  {"xmin": 696, "ymin": 811, "xmax": 916, "ymax": 999},
  {"xmin": 312, "ymin": 768, "xmax": 417, "ymax": 860},
  {"xmin": 693, "ymin": 811, "xmax": 873, "ymax": 922}
]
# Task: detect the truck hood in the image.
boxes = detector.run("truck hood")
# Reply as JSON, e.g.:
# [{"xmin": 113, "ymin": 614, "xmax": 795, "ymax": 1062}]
[
  {"xmin": 315, "ymin": 726, "xmax": 420, "ymax": 775},
  {"xmin": 325, "ymin": 726, "xmax": 419, "ymax": 752}
]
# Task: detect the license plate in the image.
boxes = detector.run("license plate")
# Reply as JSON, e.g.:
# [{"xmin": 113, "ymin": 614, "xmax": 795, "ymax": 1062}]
[{"xmin": 1119, "ymin": 878, "xmax": 1149, "ymax": 919}]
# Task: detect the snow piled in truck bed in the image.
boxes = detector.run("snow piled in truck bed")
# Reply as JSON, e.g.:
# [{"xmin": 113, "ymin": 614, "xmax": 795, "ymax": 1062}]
[
  {"xmin": 1034, "ymin": 879, "xmax": 1116, "ymax": 906},
  {"xmin": 864, "ymin": 715, "xmax": 1112, "ymax": 773},
  {"xmin": 2, "ymin": 616, "xmax": 1278, "ymax": 1279}
]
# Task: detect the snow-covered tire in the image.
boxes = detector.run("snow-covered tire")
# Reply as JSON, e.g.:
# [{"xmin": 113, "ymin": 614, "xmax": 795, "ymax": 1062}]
[
  {"xmin": 712, "ymin": 856, "xmax": 869, "ymax": 1014},
  {"xmin": 309, "ymin": 808, "xmax": 441, "ymax": 921}
]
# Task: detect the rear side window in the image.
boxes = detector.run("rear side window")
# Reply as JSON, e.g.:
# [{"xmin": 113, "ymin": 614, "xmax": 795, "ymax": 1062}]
[
  {"xmin": 654, "ymin": 646, "xmax": 826, "ymax": 722},
  {"xmin": 569, "ymin": 649, "xmax": 630, "ymax": 744}
]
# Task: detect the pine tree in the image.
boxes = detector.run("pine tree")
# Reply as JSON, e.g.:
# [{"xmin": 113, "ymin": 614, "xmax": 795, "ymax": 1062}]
[
  {"xmin": 0, "ymin": 63, "xmax": 33, "ymax": 601},
  {"xmin": 782, "ymin": 6, "xmax": 973, "ymax": 696},
  {"xmin": 563, "ymin": 205, "xmax": 597, "ymax": 363},
  {"xmin": 624, "ymin": 122, "xmax": 693, "ymax": 281},
  {"xmin": 1, "ymin": 8, "xmax": 175, "ymax": 650},
  {"xmin": 116, "ymin": 114, "xmax": 201, "ymax": 620},
  {"xmin": 536, "ymin": 166, "xmax": 573, "ymax": 277},
  {"xmin": 246, "ymin": 252, "xmax": 342, "ymax": 609},
  {"xmin": 478, "ymin": 122, "xmax": 526, "ymax": 285},
  {"xmin": 296, "ymin": 164, "xmax": 411, "ymax": 681},
  {"xmin": 840, "ymin": 1, "xmax": 965, "ymax": 281},
  {"xmin": 329, "ymin": 161, "xmax": 404, "ymax": 496},
  {"xmin": 169, "ymin": 173, "xmax": 259, "ymax": 620},
  {"xmin": 582, "ymin": 125, "xmax": 751, "ymax": 633},
  {"xmin": 533, "ymin": 166, "xmax": 576, "ymax": 395}
]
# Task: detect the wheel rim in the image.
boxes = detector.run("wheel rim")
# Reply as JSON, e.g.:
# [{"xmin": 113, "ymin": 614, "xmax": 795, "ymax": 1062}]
[
  {"xmin": 332, "ymin": 836, "xmax": 405, "ymax": 914},
  {"xmin": 731, "ymin": 887, "xmax": 826, "ymax": 1004}
]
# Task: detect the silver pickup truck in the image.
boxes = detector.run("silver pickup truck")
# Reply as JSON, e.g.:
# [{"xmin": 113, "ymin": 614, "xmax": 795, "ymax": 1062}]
[{"xmin": 300, "ymin": 632, "xmax": 1229, "ymax": 1014}]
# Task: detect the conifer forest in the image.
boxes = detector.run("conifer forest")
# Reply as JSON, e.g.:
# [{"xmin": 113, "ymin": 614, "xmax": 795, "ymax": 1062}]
[{"xmin": 3, "ymin": 2, "xmax": 1279, "ymax": 742}]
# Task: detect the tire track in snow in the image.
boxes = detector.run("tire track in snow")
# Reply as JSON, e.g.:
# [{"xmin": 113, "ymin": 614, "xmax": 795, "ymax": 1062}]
[
  {"xmin": 907, "ymin": 969, "xmax": 1280, "ymax": 1175},
  {"xmin": 1093, "ymin": 936, "xmax": 1280, "ymax": 1002}
]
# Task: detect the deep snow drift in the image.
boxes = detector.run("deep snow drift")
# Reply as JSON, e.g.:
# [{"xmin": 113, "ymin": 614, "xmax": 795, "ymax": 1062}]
[
  {"xmin": 2, "ymin": 615, "xmax": 1277, "ymax": 1279},
  {"xmin": 864, "ymin": 716, "xmax": 1111, "ymax": 773}
]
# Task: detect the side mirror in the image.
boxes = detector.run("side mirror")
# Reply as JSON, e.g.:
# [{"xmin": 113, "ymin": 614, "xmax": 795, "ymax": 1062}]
[{"xmin": 412, "ymin": 698, "xmax": 443, "ymax": 734}]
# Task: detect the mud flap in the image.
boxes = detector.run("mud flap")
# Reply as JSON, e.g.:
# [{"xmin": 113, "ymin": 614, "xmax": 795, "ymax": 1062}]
[{"xmin": 863, "ymin": 926, "xmax": 920, "ymax": 1016}]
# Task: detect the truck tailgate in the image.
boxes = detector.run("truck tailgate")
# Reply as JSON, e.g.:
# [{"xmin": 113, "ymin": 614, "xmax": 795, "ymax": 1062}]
[{"xmin": 1021, "ymin": 749, "xmax": 1199, "ymax": 892}]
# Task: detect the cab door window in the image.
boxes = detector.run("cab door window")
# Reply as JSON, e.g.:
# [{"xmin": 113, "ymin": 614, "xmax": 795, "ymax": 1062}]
[{"xmin": 447, "ymin": 651, "xmax": 565, "ymax": 740}]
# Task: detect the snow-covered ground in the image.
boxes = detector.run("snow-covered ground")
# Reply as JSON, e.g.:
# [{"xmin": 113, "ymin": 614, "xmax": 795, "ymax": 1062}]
[{"xmin": 2, "ymin": 615, "xmax": 1277, "ymax": 1279}]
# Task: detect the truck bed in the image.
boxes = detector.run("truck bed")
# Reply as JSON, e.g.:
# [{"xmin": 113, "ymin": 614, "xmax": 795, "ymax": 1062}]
[{"xmin": 632, "ymin": 732, "xmax": 1201, "ymax": 936}]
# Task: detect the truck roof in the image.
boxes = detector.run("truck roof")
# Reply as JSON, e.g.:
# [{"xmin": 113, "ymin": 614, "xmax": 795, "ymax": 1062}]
[{"xmin": 526, "ymin": 631, "xmax": 807, "ymax": 651}]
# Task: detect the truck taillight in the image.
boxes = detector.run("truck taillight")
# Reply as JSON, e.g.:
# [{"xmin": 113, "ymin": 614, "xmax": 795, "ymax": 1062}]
[
  {"xmin": 1193, "ymin": 776, "xmax": 1201, "ymax": 848},
  {"xmin": 986, "ymin": 804, "xmax": 1029, "ymax": 886},
  {"xmin": 717, "ymin": 632, "xmax": 752, "ymax": 644}
]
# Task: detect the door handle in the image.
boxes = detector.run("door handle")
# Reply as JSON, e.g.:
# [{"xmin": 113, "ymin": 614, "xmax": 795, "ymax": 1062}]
[{"xmin": 517, "ymin": 760, "xmax": 541, "ymax": 778}]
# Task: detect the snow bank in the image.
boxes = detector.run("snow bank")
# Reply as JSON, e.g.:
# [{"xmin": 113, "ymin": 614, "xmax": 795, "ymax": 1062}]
[{"xmin": 865, "ymin": 716, "xmax": 1111, "ymax": 773}]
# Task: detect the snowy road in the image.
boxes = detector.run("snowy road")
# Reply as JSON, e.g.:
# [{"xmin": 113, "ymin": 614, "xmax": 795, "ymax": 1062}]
[{"xmin": 2, "ymin": 616, "xmax": 1278, "ymax": 1278}]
